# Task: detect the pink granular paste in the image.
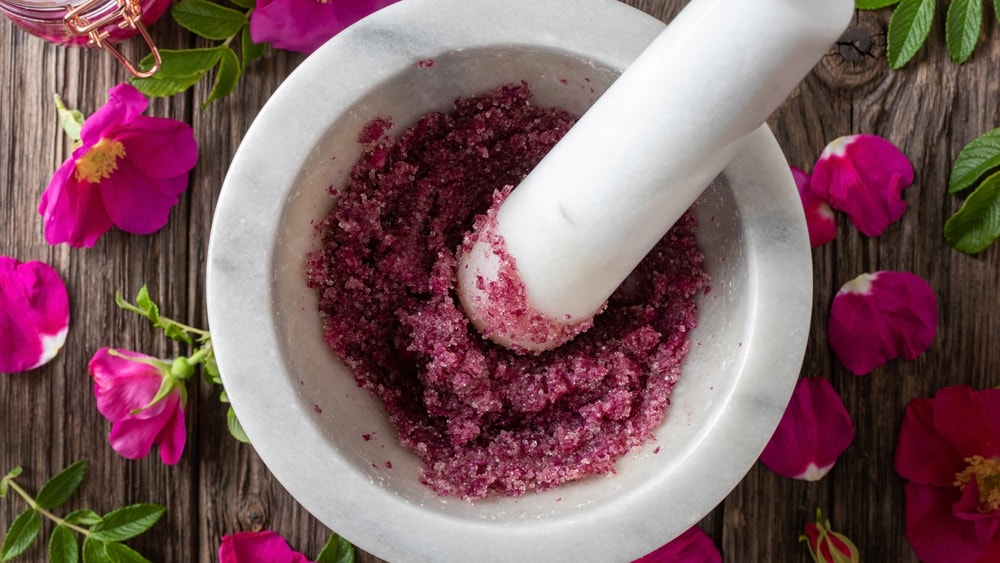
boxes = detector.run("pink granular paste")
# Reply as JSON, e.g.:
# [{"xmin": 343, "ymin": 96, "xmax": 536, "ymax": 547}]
[{"xmin": 305, "ymin": 83, "xmax": 709, "ymax": 500}]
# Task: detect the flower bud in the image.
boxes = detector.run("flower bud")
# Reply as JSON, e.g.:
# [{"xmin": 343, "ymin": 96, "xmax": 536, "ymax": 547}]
[{"xmin": 800, "ymin": 509, "xmax": 861, "ymax": 563}]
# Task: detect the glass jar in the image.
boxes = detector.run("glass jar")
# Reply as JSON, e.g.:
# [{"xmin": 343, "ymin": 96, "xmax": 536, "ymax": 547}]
[{"xmin": 0, "ymin": 0, "xmax": 167, "ymax": 76}]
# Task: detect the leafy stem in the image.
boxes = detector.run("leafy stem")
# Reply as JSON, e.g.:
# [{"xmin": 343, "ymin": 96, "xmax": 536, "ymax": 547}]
[{"xmin": 2, "ymin": 478, "xmax": 90, "ymax": 536}]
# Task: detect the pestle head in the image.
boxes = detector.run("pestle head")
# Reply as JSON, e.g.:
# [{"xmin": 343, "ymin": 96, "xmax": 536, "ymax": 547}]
[{"xmin": 457, "ymin": 0, "xmax": 854, "ymax": 352}]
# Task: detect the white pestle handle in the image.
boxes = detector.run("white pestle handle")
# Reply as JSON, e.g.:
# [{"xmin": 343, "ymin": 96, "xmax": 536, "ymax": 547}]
[{"xmin": 457, "ymin": 0, "xmax": 854, "ymax": 351}]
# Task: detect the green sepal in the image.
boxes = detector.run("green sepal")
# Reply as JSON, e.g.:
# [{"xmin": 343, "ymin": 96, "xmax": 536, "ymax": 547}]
[
  {"xmin": 171, "ymin": 0, "xmax": 247, "ymax": 40},
  {"xmin": 949, "ymin": 126, "xmax": 1000, "ymax": 193},
  {"xmin": 53, "ymin": 94, "xmax": 85, "ymax": 146},
  {"xmin": 226, "ymin": 406, "xmax": 250, "ymax": 443},
  {"xmin": 944, "ymin": 169, "xmax": 1000, "ymax": 253},
  {"xmin": 89, "ymin": 505, "xmax": 165, "ymax": 543},
  {"xmin": 131, "ymin": 373, "xmax": 180, "ymax": 415},
  {"xmin": 855, "ymin": 0, "xmax": 900, "ymax": 8},
  {"xmin": 1, "ymin": 509, "xmax": 41, "ymax": 562},
  {"xmin": 945, "ymin": 0, "xmax": 983, "ymax": 64},
  {"xmin": 130, "ymin": 47, "xmax": 228, "ymax": 98},
  {"xmin": 35, "ymin": 460, "xmax": 88, "ymax": 510},
  {"xmin": 48, "ymin": 526, "xmax": 79, "ymax": 563},
  {"xmin": 240, "ymin": 26, "xmax": 267, "ymax": 70},
  {"xmin": 315, "ymin": 532, "xmax": 355, "ymax": 563},
  {"xmin": 203, "ymin": 46, "xmax": 242, "ymax": 108},
  {"xmin": 886, "ymin": 0, "xmax": 936, "ymax": 69}
]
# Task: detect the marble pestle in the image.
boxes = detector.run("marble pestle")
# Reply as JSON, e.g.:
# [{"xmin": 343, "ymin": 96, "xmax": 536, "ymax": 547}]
[{"xmin": 456, "ymin": 0, "xmax": 853, "ymax": 352}]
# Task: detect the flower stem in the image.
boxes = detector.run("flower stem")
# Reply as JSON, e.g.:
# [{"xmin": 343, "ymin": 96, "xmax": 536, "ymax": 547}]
[{"xmin": 3, "ymin": 478, "xmax": 91, "ymax": 536}]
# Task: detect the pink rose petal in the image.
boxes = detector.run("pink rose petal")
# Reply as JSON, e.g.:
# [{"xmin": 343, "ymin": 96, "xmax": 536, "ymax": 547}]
[
  {"xmin": 632, "ymin": 526, "xmax": 721, "ymax": 563},
  {"xmin": 0, "ymin": 257, "xmax": 70, "ymax": 373},
  {"xmin": 810, "ymin": 134, "xmax": 913, "ymax": 237},
  {"xmin": 250, "ymin": 0, "xmax": 401, "ymax": 53},
  {"xmin": 760, "ymin": 377, "xmax": 855, "ymax": 481},
  {"xmin": 792, "ymin": 166, "xmax": 837, "ymax": 247},
  {"xmin": 828, "ymin": 271, "xmax": 937, "ymax": 375},
  {"xmin": 219, "ymin": 530, "xmax": 313, "ymax": 563}
]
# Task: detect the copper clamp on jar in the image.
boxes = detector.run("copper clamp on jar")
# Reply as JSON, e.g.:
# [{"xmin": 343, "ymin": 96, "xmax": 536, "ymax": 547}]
[{"xmin": 0, "ymin": 0, "xmax": 168, "ymax": 77}]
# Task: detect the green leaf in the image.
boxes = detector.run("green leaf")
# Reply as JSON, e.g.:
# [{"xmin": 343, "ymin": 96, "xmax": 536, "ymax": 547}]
[
  {"xmin": 130, "ymin": 47, "xmax": 227, "ymax": 98},
  {"xmin": 315, "ymin": 532, "xmax": 355, "ymax": 563},
  {"xmin": 53, "ymin": 94, "xmax": 85, "ymax": 145},
  {"xmin": 35, "ymin": 460, "xmax": 88, "ymax": 509},
  {"xmin": 995, "ymin": 0, "xmax": 1000, "ymax": 23},
  {"xmin": 226, "ymin": 406, "xmax": 250, "ymax": 443},
  {"xmin": 855, "ymin": 0, "xmax": 900, "ymax": 8},
  {"xmin": 203, "ymin": 355, "xmax": 221, "ymax": 385},
  {"xmin": 134, "ymin": 286, "xmax": 159, "ymax": 324},
  {"xmin": 886, "ymin": 0, "xmax": 936, "ymax": 69},
  {"xmin": 102, "ymin": 542, "xmax": 150, "ymax": 563},
  {"xmin": 89, "ymin": 505, "xmax": 165, "ymax": 543},
  {"xmin": 0, "ymin": 467, "xmax": 22, "ymax": 498},
  {"xmin": 81, "ymin": 537, "xmax": 110, "ymax": 563},
  {"xmin": 1, "ymin": 509, "xmax": 41, "ymax": 562},
  {"xmin": 949, "ymin": 127, "xmax": 1000, "ymax": 193},
  {"xmin": 945, "ymin": 170, "xmax": 1000, "ymax": 253},
  {"xmin": 49, "ymin": 526, "xmax": 79, "ymax": 563},
  {"xmin": 64, "ymin": 510, "xmax": 102, "ymax": 526},
  {"xmin": 227, "ymin": 0, "xmax": 255, "ymax": 9},
  {"xmin": 946, "ymin": 0, "xmax": 983, "ymax": 63},
  {"xmin": 161, "ymin": 321, "xmax": 193, "ymax": 345},
  {"xmin": 171, "ymin": 0, "xmax": 247, "ymax": 40},
  {"xmin": 240, "ymin": 25, "xmax": 267, "ymax": 70},
  {"xmin": 204, "ymin": 47, "xmax": 242, "ymax": 108}
]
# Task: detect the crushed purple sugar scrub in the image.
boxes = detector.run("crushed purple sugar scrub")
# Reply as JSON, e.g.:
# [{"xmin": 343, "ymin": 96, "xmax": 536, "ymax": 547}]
[{"xmin": 305, "ymin": 83, "xmax": 709, "ymax": 500}]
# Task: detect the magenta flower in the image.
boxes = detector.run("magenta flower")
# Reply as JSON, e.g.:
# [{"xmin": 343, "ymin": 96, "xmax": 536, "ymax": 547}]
[
  {"xmin": 0, "ymin": 257, "xmax": 70, "ymax": 373},
  {"xmin": 760, "ymin": 377, "xmax": 855, "ymax": 481},
  {"xmin": 632, "ymin": 526, "xmax": 722, "ymax": 562},
  {"xmin": 809, "ymin": 134, "xmax": 913, "ymax": 237},
  {"xmin": 219, "ymin": 530, "xmax": 314, "ymax": 563},
  {"xmin": 88, "ymin": 347, "xmax": 188, "ymax": 464},
  {"xmin": 895, "ymin": 385, "xmax": 1000, "ymax": 562},
  {"xmin": 800, "ymin": 509, "xmax": 861, "ymax": 563},
  {"xmin": 250, "ymin": 0, "xmax": 401, "ymax": 53},
  {"xmin": 828, "ymin": 271, "xmax": 938, "ymax": 375},
  {"xmin": 38, "ymin": 84, "xmax": 197, "ymax": 247},
  {"xmin": 792, "ymin": 166, "xmax": 837, "ymax": 247}
]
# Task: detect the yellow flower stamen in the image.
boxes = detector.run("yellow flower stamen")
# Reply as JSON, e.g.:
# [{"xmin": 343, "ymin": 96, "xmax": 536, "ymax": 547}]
[
  {"xmin": 954, "ymin": 455, "xmax": 1000, "ymax": 512},
  {"xmin": 74, "ymin": 138, "xmax": 126, "ymax": 184}
]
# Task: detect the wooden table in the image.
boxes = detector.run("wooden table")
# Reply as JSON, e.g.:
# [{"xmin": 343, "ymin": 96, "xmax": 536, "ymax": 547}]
[{"xmin": 2, "ymin": 1, "xmax": 996, "ymax": 561}]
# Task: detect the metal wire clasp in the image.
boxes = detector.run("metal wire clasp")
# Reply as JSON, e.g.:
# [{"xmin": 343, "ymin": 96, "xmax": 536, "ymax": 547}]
[{"xmin": 64, "ymin": 0, "xmax": 161, "ymax": 78}]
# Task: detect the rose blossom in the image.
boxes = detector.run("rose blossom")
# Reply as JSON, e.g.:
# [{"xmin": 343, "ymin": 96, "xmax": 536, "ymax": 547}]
[
  {"xmin": 759, "ymin": 377, "xmax": 855, "ymax": 481},
  {"xmin": 249, "ymin": 0, "xmax": 401, "ymax": 53},
  {"xmin": 0, "ymin": 257, "xmax": 70, "ymax": 373},
  {"xmin": 219, "ymin": 530, "xmax": 313, "ymax": 563},
  {"xmin": 89, "ymin": 347, "xmax": 189, "ymax": 464},
  {"xmin": 895, "ymin": 385, "xmax": 1000, "ymax": 562},
  {"xmin": 827, "ymin": 271, "xmax": 938, "ymax": 375},
  {"xmin": 39, "ymin": 84, "xmax": 197, "ymax": 247},
  {"xmin": 632, "ymin": 525, "xmax": 722, "ymax": 562},
  {"xmin": 809, "ymin": 134, "xmax": 913, "ymax": 237}
]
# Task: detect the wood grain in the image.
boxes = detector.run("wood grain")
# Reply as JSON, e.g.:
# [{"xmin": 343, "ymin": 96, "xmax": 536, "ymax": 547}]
[{"xmin": 2, "ymin": 0, "xmax": 998, "ymax": 561}]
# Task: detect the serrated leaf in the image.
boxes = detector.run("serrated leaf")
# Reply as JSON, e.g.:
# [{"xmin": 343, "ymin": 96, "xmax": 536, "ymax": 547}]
[
  {"xmin": 886, "ymin": 0, "xmax": 936, "ymax": 69},
  {"xmin": 945, "ymin": 170, "xmax": 1000, "ymax": 253},
  {"xmin": 856, "ymin": 0, "xmax": 900, "ymax": 8},
  {"xmin": 64, "ymin": 510, "xmax": 102, "ymax": 526},
  {"xmin": 49, "ymin": 526, "xmax": 79, "ymax": 563},
  {"xmin": 227, "ymin": 406, "xmax": 250, "ymax": 443},
  {"xmin": 134, "ymin": 286, "xmax": 159, "ymax": 324},
  {"xmin": 102, "ymin": 542, "xmax": 150, "ymax": 563},
  {"xmin": 36, "ymin": 460, "xmax": 87, "ymax": 509},
  {"xmin": 1, "ymin": 509, "xmax": 41, "ymax": 561},
  {"xmin": 240, "ymin": 25, "xmax": 267, "ymax": 70},
  {"xmin": 171, "ymin": 0, "xmax": 246, "ymax": 40},
  {"xmin": 161, "ymin": 321, "xmax": 193, "ymax": 345},
  {"xmin": 315, "ymin": 532, "xmax": 355, "ymax": 563},
  {"xmin": 81, "ymin": 537, "xmax": 110, "ymax": 563},
  {"xmin": 946, "ymin": 0, "xmax": 983, "ymax": 63},
  {"xmin": 203, "ymin": 355, "xmax": 221, "ymax": 385},
  {"xmin": 89, "ymin": 505, "xmax": 165, "ymax": 543},
  {"xmin": 130, "ymin": 47, "xmax": 226, "ymax": 97},
  {"xmin": 950, "ymin": 127, "xmax": 1000, "ymax": 193},
  {"xmin": 203, "ymin": 47, "xmax": 241, "ymax": 108}
]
